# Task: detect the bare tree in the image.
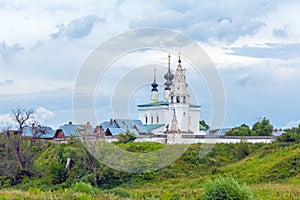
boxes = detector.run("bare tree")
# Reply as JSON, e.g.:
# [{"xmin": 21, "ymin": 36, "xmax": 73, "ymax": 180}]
[{"xmin": 11, "ymin": 108, "xmax": 34, "ymax": 169}]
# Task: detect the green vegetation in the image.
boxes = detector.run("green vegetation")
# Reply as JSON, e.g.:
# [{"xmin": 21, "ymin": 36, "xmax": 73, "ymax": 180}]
[
  {"xmin": 278, "ymin": 124, "xmax": 300, "ymax": 143},
  {"xmin": 0, "ymin": 130, "xmax": 299, "ymax": 199},
  {"xmin": 225, "ymin": 124, "xmax": 254, "ymax": 136},
  {"xmin": 252, "ymin": 118, "xmax": 273, "ymax": 136},
  {"xmin": 199, "ymin": 120, "xmax": 210, "ymax": 130},
  {"xmin": 201, "ymin": 176, "xmax": 252, "ymax": 200},
  {"xmin": 117, "ymin": 131, "xmax": 137, "ymax": 143},
  {"xmin": 226, "ymin": 117, "xmax": 273, "ymax": 136}
]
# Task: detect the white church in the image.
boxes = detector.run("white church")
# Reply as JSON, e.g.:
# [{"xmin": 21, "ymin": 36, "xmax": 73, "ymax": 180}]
[{"xmin": 137, "ymin": 54, "xmax": 201, "ymax": 134}]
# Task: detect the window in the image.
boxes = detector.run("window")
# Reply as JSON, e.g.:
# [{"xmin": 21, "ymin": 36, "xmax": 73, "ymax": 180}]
[
  {"xmin": 176, "ymin": 96, "xmax": 180, "ymax": 103},
  {"xmin": 183, "ymin": 96, "xmax": 186, "ymax": 103},
  {"xmin": 151, "ymin": 116, "xmax": 154, "ymax": 124},
  {"xmin": 145, "ymin": 116, "xmax": 148, "ymax": 124},
  {"xmin": 157, "ymin": 116, "xmax": 159, "ymax": 123},
  {"xmin": 171, "ymin": 96, "xmax": 174, "ymax": 103}
]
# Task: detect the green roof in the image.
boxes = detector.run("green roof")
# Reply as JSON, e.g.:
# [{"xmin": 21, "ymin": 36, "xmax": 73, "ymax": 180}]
[
  {"xmin": 190, "ymin": 104, "xmax": 201, "ymax": 108},
  {"xmin": 144, "ymin": 124, "xmax": 165, "ymax": 131},
  {"xmin": 137, "ymin": 101, "xmax": 169, "ymax": 107},
  {"xmin": 137, "ymin": 101, "xmax": 200, "ymax": 108}
]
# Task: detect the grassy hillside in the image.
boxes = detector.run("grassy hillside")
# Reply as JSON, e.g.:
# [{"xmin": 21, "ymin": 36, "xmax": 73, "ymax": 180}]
[{"xmin": 0, "ymin": 138, "xmax": 299, "ymax": 199}]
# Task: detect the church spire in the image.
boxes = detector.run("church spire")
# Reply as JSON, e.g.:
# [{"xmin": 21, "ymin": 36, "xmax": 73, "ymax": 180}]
[
  {"xmin": 168, "ymin": 53, "xmax": 171, "ymax": 71},
  {"xmin": 151, "ymin": 68, "xmax": 158, "ymax": 92},
  {"xmin": 151, "ymin": 68, "xmax": 158, "ymax": 103},
  {"xmin": 164, "ymin": 53, "xmax": 174, "ymax": 90}
]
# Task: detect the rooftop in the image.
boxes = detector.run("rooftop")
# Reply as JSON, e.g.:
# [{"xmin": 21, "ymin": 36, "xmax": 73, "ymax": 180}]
[{"xmin": 137, "ymin": 101, "xmax": 200, "ymax": 108}]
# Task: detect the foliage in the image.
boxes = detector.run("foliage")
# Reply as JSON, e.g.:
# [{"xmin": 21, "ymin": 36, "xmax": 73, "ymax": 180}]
[
  {"xmin": 108, "ymin": 188, "xmax": 131, "ymax": 198},
  {"xmin": 49, "ymin": 162, "xmax": 68, "ymax": 185},
  {"xmin": 234, "ymin": 140, "xmax": 250, "ymax": 160},
  {"xmin": 70, "ymin": 181, "xmax": 97, "ymax": 193},
  {"xmin": 252, "ymin": 117, "xmax": 273, "ymax": 136},
  {"xmin": 201, "ymin": 176, "xmax": 253, "ymax": 200},
  {"xmin": 0, "ymin": 135, "xmax": 299, "ymax": 199},
  {"xmin": 226, "ymin": 118, "xmax": 273, "ymax": 136},
  {"xmin": 278, "ymin": 124, "xmax": 300, "ymax": 143},
  {"xmin": 225, "ymin": 124, "xmax": 254, "ymax": 136},
  {"xmin": 199, "ymin": 120, "xmax": 210, "ymax": 130},
  {"xmin": 117, "ymin": 131, "xmax": 137, "ymax": 143}
]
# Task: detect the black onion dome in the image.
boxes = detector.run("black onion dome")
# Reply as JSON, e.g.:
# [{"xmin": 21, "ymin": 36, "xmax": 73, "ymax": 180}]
[
  {"xmin": 151, "ymin": 87, "xmax": 158, "ymax": 92},
  {"xmin": 151, "ymin": 82, "xmax": 158, "ymax": 88},
  {"xmin": 151, "ymin": 81, "xmax": 158, "ymax": 92}
]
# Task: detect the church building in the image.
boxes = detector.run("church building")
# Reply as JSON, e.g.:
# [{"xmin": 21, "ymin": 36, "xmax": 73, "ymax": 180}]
[{"xmin": 137, "ymin": 54, "xmax": 200, "ymax": 134}]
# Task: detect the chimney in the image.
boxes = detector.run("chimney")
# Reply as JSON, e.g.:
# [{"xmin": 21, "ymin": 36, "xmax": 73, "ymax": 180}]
[
  {"xmin": 68, "ymin": 121, "xmax": 72, "ymax": 125},
  {"xmin": 109, "ymin": 118, "xmax": 113, "ymax": 125}
]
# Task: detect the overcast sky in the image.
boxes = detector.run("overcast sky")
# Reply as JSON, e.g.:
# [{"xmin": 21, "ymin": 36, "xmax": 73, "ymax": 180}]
[{"xmin": 0, "ymin": 0, "xmax": 300, "ymax": 129}]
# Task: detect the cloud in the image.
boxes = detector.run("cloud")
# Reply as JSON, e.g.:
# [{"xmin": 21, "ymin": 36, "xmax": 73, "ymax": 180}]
[
  {"xmin": 0, "ymin": 113, "xmax": 16, "ymax": 129},
  {"xmin": 129, "ymin": 0, "xmax": 273, "ymax": 43},
  {"xmin": 273, "ymin": 28, "xmax": 288, "ymax": 38},
  {"xmin": 0, "ymin": 107, "xmax": 55, "ymax": 129},
  {"xmin": 33, "ymin": 107, "xmax": 55, "ymax": 123},
  {"xmin": 0, "ymin": 42, "xmax": 24, "ymax": 60},
  {"xmin": 0, "ymin": 79, "xmax": 13, "ymax": 86},
  {"xmin": 51, "ymin": 15, "xmax": 106, "ymax": 39},
  {"xmin": 283, "ymin": 120, "xmax": 300, "ymax": 129},
  {"xmin": 228, "ymin": 43, "xmax": 300, "ymax": 60},
  {"xmin": 235, "ymin": 75, "xmax": 255, "ymax": 86}
]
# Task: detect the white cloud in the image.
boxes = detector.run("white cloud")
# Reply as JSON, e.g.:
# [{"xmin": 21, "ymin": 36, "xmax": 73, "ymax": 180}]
[
  {"xmin": 0, "ymin": 107, "xmax": 55, "ymax": 129},
  {"xmin": 33, "ymin": 107, "xmax": 55, "ymax": 123},
  {"xmin": 283, "ymin": 120, "xmax": 300, "ymax": 129},
  {"xmin": 0, "ymin": 0, "xmax": 300, "ymax": 129},
  {"xmin": 0, "ymin": 113, "xmax": 16, "ymax": 129},
  {"xmin": 50, "ymin": 15, "xmax": 106, "ymax": 39}
]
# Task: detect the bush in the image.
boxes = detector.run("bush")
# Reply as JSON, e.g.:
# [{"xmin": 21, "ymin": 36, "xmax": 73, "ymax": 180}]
[
  {"xmin": 71, "ymin": 181, "xmax": 96, "ymax": 193},
  {"xmin": 117, "ymin": 131, "xmax": 137, "ymax": 143},
  {"xmin": 108, "ymin": 188, "xmax": 130, "ymax": 198},
  {"xmin": 201, "ymin": 176, "xmax": 253, "ymax": 200}
]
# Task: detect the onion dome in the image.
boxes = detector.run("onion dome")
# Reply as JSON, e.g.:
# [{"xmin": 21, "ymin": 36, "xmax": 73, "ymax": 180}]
[
  {"xmin": 164, "ymin": 53, "xmax": 174, "ymax": 90},
  {"xmin": 151, "ymin": 68, "xmax": 158, "ymax": 92}
]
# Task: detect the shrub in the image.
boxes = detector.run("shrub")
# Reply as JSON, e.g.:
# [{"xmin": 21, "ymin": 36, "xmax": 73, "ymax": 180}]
[
  {"xmin": 71, "ymin": 181, "xmax": 96, "ymax": 193},
  {"xmin": 117, "ymin": 131, "xmax": 137, "ymax": 143},
  {"xmin": 201, "ymin": 176, "xmax": 253, "ymax": 200},
  {"xmin": 108, "ymin": 188, "xmax": 130, "ymax": 198}
]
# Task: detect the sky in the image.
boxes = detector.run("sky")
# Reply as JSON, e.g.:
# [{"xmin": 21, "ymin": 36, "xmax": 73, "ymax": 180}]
[{"xmin": 0, "ymin": 0, "xmax": 300, "ymax": 129}]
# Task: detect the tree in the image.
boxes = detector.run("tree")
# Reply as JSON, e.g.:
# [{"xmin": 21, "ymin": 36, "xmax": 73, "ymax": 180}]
[
  {"xmin": 117, "ymin": 131, "xmax": 137, "ymax": 143},
  {"xmin": 225, "ymin": 124, "xmax": 254, "ymax": 136},
  {"xmin": 278, "ymin": 124, "xmax": 300, "ymax": 143},
  {"xmin": 11, "ymin": 108, "xmax": 34, "ymax": 169},
  {"xmin": 199, "ymin": 120, "xmax": 210, "ymax": 130},
  {"xmin": 252, "ymin": 117, "xmax": 273, "ymax": 136}
]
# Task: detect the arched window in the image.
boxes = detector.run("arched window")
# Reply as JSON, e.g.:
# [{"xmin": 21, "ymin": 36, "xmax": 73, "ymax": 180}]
[
  {"xmin": 171, "ymin": 96, "xmax": 174, "ymax": 103},
  {"xmin": 176, "ymin": 96, "xmax": 180, "ymax": 103},
  {"xmin": 183, "ymin": 96, "xmax": 186, "ymax": 103},
  {"xmin": 157, "ymin": 116, "xmax": 159, "ymax": 123},
  {"xmin": 145, "ymin": 116, "xmax": 148, "ymax": 124},
  {"xmin": 151, "ymin": 116, "xmax": 154, "ymax": 124}
]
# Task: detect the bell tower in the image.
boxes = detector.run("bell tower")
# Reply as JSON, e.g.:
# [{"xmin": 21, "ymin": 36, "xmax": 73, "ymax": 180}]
[{"xmin": 169, "ymin": 53, "xmax": 190, "ymax": 132}]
